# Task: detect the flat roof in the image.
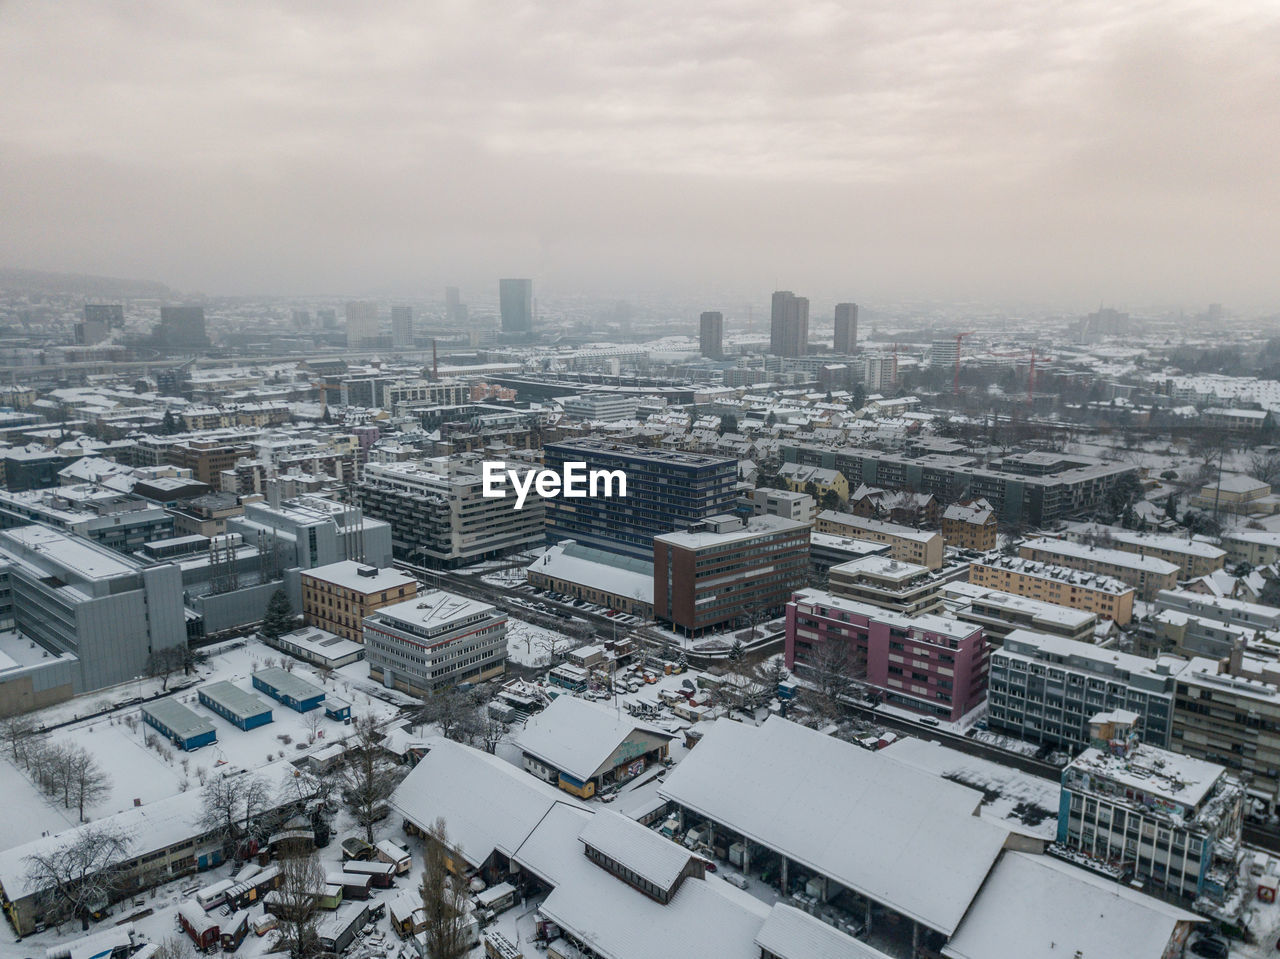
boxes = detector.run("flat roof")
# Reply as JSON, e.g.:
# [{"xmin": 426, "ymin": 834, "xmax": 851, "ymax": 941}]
[
  {"xmin": 301, "ymin": 560, "xmax": 417, "ymax": 594},
  {"xmin": 830, "ymin": 554, "xmax": 931, "ymax": 583},
  {"xmin": 0, "ymin": 524, "xmax": 138, "ymax": 581},
  {"xmin": 274, "ymin": 626, "xmax": 366, "ymax": 661},
  {"xmin": 199, "ymin": 680, "xmax": 272, "ymax": 719},
  {"xmin": 1067, "ymin": 743, "xmax": 1222, "ymax": 811},
  {"xmin": 999, "ymin": 628, "xmax": 1186, "ymax": 680},
  {"xmin": 372, "ymin": 589, "xmax": 500, "ymax": 635},
  {"xmin": 793, "ymin": 588, "xmax": 979, "ymax": 642},
  {"xmin": 658, "ymin": 717, "xmax": 1008, "ymax": 935},
  {"xmin": 252, "ymin": 666, "xmax": 325, "ymax": 702},
  {"xmin": 654, "ymin": 514, "xmax": 808, "ymax": 550},
  {"xmin": 142, "ymin": 696, "xmax": 216, "ymax": 741},
  {"xmin": 942, "ymin": 582, "xmax": 1096, "ymax": 628}
]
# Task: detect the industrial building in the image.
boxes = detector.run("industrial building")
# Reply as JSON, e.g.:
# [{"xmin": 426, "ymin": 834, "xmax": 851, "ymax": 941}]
[
  {"xmin": 198, "ymin": 680, "xmax": 273, "ymax": 730},
  {"xmin": 142, "ymin": 697, "xmax": 217, "ymax": 751},
  {"xmin": 525, "ymin": 540, "xmax": 654, "ymax": 618},
  {"xmin": 252, "ymin": 666, "xmax": 326, "ymax": 712}
]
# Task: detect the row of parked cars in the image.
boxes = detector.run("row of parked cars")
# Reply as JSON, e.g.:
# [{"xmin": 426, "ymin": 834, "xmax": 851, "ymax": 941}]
[{"xmin": 516, "ymin": 584, "xmax": 644, "ymax": 625}]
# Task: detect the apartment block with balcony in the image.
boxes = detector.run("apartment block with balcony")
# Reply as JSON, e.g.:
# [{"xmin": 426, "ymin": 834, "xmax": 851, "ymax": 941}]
[
  {"xmin": 968, "ymin": 554, "xmax": 1136, "ymax": 625},
  {"xmin": 987, "ymin": 629, "xmax": 1185, "ymax": 751},
  {"xmin": 941, "ymin": 582, "xmax": 1097, "ymax": 645},
  {"xmin": 1019, "ymin": 538, "xmax": 1180, "ymax": 602},
  {"xmin": 786, "ymin": 588, "xmax": 987, "ymax": 721},
  {"xmin": 815, "ymin": 509, "xmax": 944, "ymax": 569},
  {"xmin": 827, "ymin": 555, "xmax": 949, "ymax": 616},
  {"xmin": 1063, "ymin": 523, "xmax": 1225, "ymax": 579}
]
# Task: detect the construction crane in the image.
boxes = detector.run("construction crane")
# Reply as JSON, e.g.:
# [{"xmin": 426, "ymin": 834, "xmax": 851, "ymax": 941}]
[
  {"xmin": 989, "ymin": 346, "xmax": 1055, "ymax": 403},
  {"xmin": 953, "ymin": 331, "xmax": 976, "ymax": 394}
]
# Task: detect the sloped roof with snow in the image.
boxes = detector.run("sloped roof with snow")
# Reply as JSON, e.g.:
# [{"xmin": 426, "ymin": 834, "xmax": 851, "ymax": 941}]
[
  {"xmin": 388, "ymin": 738, "xmax": 586, "ymax": 869},
  {"xmin": 657, "ymin": 717, "xmax": 1009, "ymax": 935},
  {"xmin": 516, "ymin": 695, "xmax": 672, "ymax": 783},
  {"xmin": 577, "ymin": 810, "xmax": 695, "ymax": 892},
  {"xmin": 755, "ymin": 904, "xmax": 892, "ymax": 959},
  {"xmin": 943, "ymin": 852, "xmax": 1199, "ymax": 959}
]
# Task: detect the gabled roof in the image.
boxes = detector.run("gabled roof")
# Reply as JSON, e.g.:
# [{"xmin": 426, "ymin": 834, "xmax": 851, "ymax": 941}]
[
  {"xmin": 578, "ymin": 810, "xmax": 695, "ymax": 893},
  {"xmin": 516, "ymin": 695, "xmax": 672, "ymax": 783},
  {"xmin": 389, "ymin": 738, "xmax": 586, "ymax": 869},
  {"xmin": 943, "ymin": 852, "xmax": 1200, "ymax": 959},
  {"xmin": 658, "ymin": 717, "xmax": 1008, "ymax": 935},
  {"xmin": 755, "ymin": 904, "xmax": 892, "ymax": 959}
]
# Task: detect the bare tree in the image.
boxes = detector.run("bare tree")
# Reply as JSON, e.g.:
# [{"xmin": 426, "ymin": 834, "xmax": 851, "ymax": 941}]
[
  {"xmin": 419, "ymin": 819, "xmax": 471, "ymax": 959},
  {"xmin": 303, "ymin": 709, "xmax": 323, "ymax": 745},
  {"xmin": 272, "ymin": 849, "xmax": 324, "ymax": 959},
  {"xmin": 66, "ymin": 748, "xmax": 111, "ymax": 821},
  {"xmin": 536, "ymin": 631, "xmax": 575, "ymax": 666},
  {"xmin": 23, "ymin": 823, "xmax": 133, "ymax": 929},
  {"xmin": 200, "ymin": 772, "xmax": 270, "ymax": 855},
  {"xmin": 419, "ymin": 686, "xmax": 481, "ymax": 743},
  {"xmin": 0, "ymin": 714, "xmax": 42, "ymax": 765},
  {"xmin": 801, "ymin": 637, "xmax": 867, "ymax": 721},
  {"xmin": 145, "ymin": 647, "xmax": 186, "ymax": 692},
  {"xmin": 151, "ymin": 935, "xmax": 193, "ymax": 959},
  {"xmin": 475, "ymin": 709, "xmax": 510, "ymax": 755},
  {"xmin": 337, "ymin": 714, "xmax": 398, "ymax": 844},
  {"xmin": 1248, "ymin": 450, "xmax": 1280, "ymax": 488}
]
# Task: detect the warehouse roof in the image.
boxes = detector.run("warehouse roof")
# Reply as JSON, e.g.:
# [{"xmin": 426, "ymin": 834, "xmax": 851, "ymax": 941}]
[
  {"xmin": 755, "ymin": 904, "xmax": 893, "ymax": 959},
  {"xmin": 142, "ymin": 696, "xmax": 216, "ymax": 742},
  {"xmin": 578, "ymin": 810, "xmax": 694, "ymax": 893},
  {"xmin": 252, "ymin": 666, "xmax": 325, "ymax": 703},
  {"xmin": 516, "ymin": 696, "xmax": 672, "ymax": 784},
  {"xmin": 943, "ymin": 852, "xmax": 1199, "ymax": 959},
  {"xmin": 199, "ymin": 680, "xmax": 272, "ymax": 720},
  {"xmin": 658, "ymin": 716, "xmax": 1008, "ymax": 936}
]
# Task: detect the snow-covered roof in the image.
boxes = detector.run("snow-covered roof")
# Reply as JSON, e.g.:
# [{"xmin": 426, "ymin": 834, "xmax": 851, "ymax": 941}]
[
  {"xmin": 251, "ymin": 666, "xmax": 325, "ymax": 703},
  {"xmin": 943, "ymin": 852, "xmax": 1199, "ymax": 959},
  {"xmin": 142, "ymin": 696, "xmax": 216, "ymax": 741},
  {"xmin": 1023, "ymin": 537, "xmax": 1180, "ymax": 576},
  {"xmin": 527, "ymin": 541, "xmax": 653, "ymax": 603},
  {"xmin": 516, "ymin": 696, "xmax": 672, "ymax": 784},
  {"xmin": 658, "ymin": 717, "xmax": 1009, "ymax": 935},
  {"xmin": 578, "ymin": 810, "xmax": 694, "ymax": 892},
  {"xmin": 389, "ymin": 738, "xmax": 587, "ymax": 868},
  {"xmin": 300, "ymin": 559, "xmax": 417, "ymax": 594},
  {"xmin": 754, "ymin": 903, "xmax": 892, "ymax": 959}
]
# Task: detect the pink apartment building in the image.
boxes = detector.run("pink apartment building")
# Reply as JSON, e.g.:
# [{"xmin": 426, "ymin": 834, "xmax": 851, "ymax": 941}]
[{"xmin": 786, "ymin": 588, "xmax": 989, "ymax": 722}]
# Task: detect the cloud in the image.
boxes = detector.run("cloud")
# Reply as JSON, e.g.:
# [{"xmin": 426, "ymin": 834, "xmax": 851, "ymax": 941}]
[{"xmin": 0, "ymin": 0, "xmax": 1276, "ymax": 308}]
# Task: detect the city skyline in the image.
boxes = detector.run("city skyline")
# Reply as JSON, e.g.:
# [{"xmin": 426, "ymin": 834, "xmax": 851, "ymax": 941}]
[{"xmin": 1, "ymin": 2, "xmax": 1277, "ymax": 309}]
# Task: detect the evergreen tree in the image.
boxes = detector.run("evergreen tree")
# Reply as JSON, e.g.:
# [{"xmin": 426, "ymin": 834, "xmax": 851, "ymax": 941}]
[
  {"xmin": 161, "ymin": 409, "xmax": 179, "ymax": 434},
  {"xmin": 260, "ymin": 588, "xmax": 295, "ymax": 640}
]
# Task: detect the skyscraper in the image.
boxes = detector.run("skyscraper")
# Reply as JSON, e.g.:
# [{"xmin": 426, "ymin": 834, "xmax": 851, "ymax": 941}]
[
  {"xmin": 499, "ymin": 278, "xmax": 533, "ymax": 334},
  {"xmin": 84, "ymin": 304, "xmax": 124, "ymax": 329},
  {"xmin": 769, "ymin": 290, "xmax": 809, "ymax": 357},
  {"xmin": 834, "ymin": 302, "xmax": 858, "ymax": 354},
  {"xmin": 158, "ymin": 306, "xmax": 208, "ymax": 349},
  {"xmin": 699, "ymin": 311, "xmax": 724, "ymax": 358},
  {"xmin": 391, "ymin": 305, "xmax": 414, "ymax": 348},
  {"xmin": 345, "ymin": 301, "xmax": 378, "ymax": 347}
]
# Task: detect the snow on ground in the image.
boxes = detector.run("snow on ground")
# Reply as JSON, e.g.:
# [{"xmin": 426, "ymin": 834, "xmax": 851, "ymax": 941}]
[
  {"xmin": 506, "ymin": 617, "xmax": 584, "ymax": 667},
  {"xmin": 3, "ymin": 639, "xmax": 402, "ymax": 832}
]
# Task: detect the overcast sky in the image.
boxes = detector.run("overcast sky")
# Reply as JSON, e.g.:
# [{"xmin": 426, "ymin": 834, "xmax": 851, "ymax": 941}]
[{"xmin": 2, "ymin": 0, "xmax": 1277, "ymax": 310}]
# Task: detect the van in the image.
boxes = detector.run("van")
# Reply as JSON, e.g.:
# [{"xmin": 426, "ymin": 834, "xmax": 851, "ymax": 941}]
[
  {"xmin": 917, "ymin": 717, "xmax": 940, "ymax": 727},
  {"xmin": 723, "ymin": 873, "xmax": 749, "ymax": 890}
]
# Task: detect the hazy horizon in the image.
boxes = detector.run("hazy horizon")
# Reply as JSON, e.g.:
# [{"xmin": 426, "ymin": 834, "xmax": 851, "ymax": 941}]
[{"xmin": 3, "ymin": 1, "xmax": 1278, "ymax": 310}]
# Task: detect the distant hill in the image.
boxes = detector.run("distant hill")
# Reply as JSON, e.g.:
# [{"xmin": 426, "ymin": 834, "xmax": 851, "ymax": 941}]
[{"xmin": 0, "ymin": 267, "xmax": 174, "ymax": 299}]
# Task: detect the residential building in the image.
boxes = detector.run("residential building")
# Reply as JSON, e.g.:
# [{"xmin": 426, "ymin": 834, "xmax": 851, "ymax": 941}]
[
  {"xmin": 364, "ymin": 589, "xmax": 507, "ymax": 695},
  {"xmin": 1189, "ymin": 475, "xmax": 1276, "ymax": 516},
  {"xmin": 499, "ymin": 278, "xmax": 533, "ymax": 333},
  {"xmin": 969, "ymin": 554, "xmax": 1136, "ymax": 625},
  {"xmin": 860, "ymin": 352, "xmax": 898, "ymax": 392},
  {"xmin": 777, "ymin": 463, "xmax": 848, "ymax": 505},
  {"xmin": 1155, "ymin": 588, "xmax": 1280, "ymax": 634},
  {"xmin": 358, "ymin": 458, "xmax": 545, "ymax": 566},
  {"xmin": 930, "ymin": 338, "xmax": 959, "ymax": 372},
  {"xmin": 827, "ymin": 555, "xmax": 947, "ymax": 616},
  {"xmin": 1150, "ymin": 607, "xmax": 1252, "ymax": 660},
  {"xmin": 1058, "ymin": 712, "xmax": 1243, "ymax": 903},
  {"xmin": 848, "ymin": 484, "xmax": 940, "ymax": 527},
  {"xmin": 941, "ymin": 498, "xmax": 998, "ymax": 551},
  {"xmin": 747, "ymin": 487, "xmax": 814, "ymax": 525},
  {"xmin": 390, "ymin": 305, "xmax": 414, "ymax": 348},
  {"xmin": 1222, "ymin": 528, "xmax": 1280, "ymax": 567},
  {"xmin": 1020, "ymin": 538, "xmax": 1180, "ymax": 601},
  {"xmin": 300, "ymin": 560, "xmax": 419, "ymax": 643},
  {"xmin": 987, "ymin": 629, "xmax": 1185, "ymax": 750},
  {"xmin": 1173, "ymin": 657, "xmax": 1280, "ymax": 807},
  {"xmin": 543, "ymin": 439, "xmax": 737, "ymax": 561},
  {"xmin": 833, "ymin": 302, "xmax": 857, "ymax": 354},
  {"xmin": 526, "ymin": 540, "xmax": 653, "ymax": 618},
  {"xmin": 1202, "ymin": 407, "xmax": 1271, "ymax": 433},
  {"xmin": 784, "ymin": 444, "xmax": 1139, "ymax": 528},
  {"xmin": 345, "ymin": 300, "xmax": 379, "ymax": 347},
  {"xmin": 0, "ymin": 525, "xmax": 186, "ymax": 715},
  {"xmin": 786, "ymin": 588, "xmax": 988, "ymax": 721},
  {"xmin": 768, "ymin": 290, "xmax": 808, "ymax": 357},
  {"xmin": 1063, "ymin": 523, "xmax": 1225, "ymax": 578},
  {"xmin": 699, "ymin": 311, "xmax": 723, "ymax": 358},
  {"xmin": 807, "ymin": 531, "xmax": 891, "ymax": 574},
  {"xmin": 815, "ymin": 509, "xmax": 944, "ymax": 569},
  {"xmin": 941, "ymin": 581, "xmax": 1097, "ymax": 645},
  {"xmin": 654, "ymin": 514, "xmax": 809, "ymax": 634}
]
